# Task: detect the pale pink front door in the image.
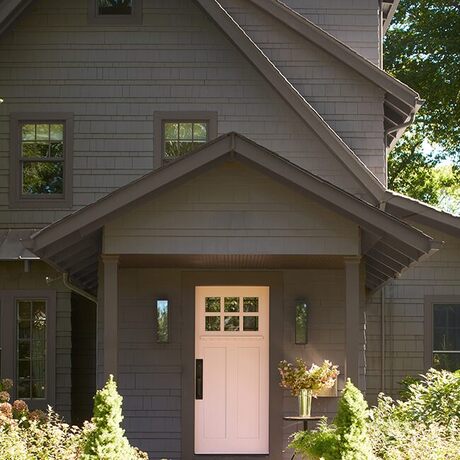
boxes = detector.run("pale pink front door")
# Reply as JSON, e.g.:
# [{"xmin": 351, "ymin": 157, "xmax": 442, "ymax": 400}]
[{"xmin": 194, "ymin": 286, "xmax": 270, "ymax": 455}]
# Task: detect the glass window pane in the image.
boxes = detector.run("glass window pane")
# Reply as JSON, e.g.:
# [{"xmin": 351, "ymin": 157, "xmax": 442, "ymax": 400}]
[
  {"xmin": 36, "ymin": 124, "xmax": 49, "ymax": 140},
  {"xmin": 32, "ymin": 381, "xmax": 45, "ymax": 399},
  {"xmin": 22, "ymin": 124, "xmax": 35, "ymax": 141},
  {"xmin": 17, "ymin": 300, "xmax": 46, "ymax": 400},
  {"xmin": 164, "ymin": 123, "xmax": 178, "ymax": 140},
  {"xmin": 18, "ymin": 321, "xmax": 31, "ymax": 339},
  {"xmin": 177, "ymin": 141, "xmax": 195, "ymax": 154},
  {"xmin": 49, "ymin": 143, "xmax": 64, "ymax": 158},
  {"xmin": 18, "ymin": 301, "xmax": 31, "ymax": 319},
  {"xmin": 22, "ymin": 161, "xmax": 64, "ymax": 195},
  {"xmin": 433, "ymin": 352, "xmax": 460, "ymax": 372},
  {"xmin": 179, "ymin": 123, "xmax": 193, "ymax": 140},
  {"xmin": 243, "ymin": 316, "xmax": 258, "ymax": 331},
  {"xmin": 433, "ymin": 304, "xmax": 460, "ymax": 351},
  {"xmin": 224, "ymin": 316, "xmax": 239, "ymax": 331},
  {"xmin": 50, "ymin": 124, "xmax": 64, "ymax": 141},
  {"xmin": 164, "ymin": 141, "xmax": 180, "ymax": 158},
  {"xmin": 18, "ymin": 341, "xmax": 30, "ymax": 360},
  {"xmin": 224, "ymin": 297, "xmax": 240, "ymax": 313},
  {"xmin": 193, "ymin": 123, "xmax": 207, "ymax": 141},
  {"xmin": 205, "ymin": 316, "xmax": 220, "ymax": 332},
  {"xmin": 243, "ymin": 297, "xmax": 258, "ymax": 312},
  {"xmin": 17, "ymin": 380, "xmax": 30, "ymax": 399},
  {"xmin": 205, "ymin": 297, "xmax": 221, "ymax": 313},
  {"xmin": 98, "ymin": 0, "xmax": 133, "ymax": 15},
  {"xmin": 22, "ymin": 142, "xmax": 49, "ymax": 158},
  {"xmin": 156, "ymin": 300, "xmax": 169, "ymax": 343},
  {"xmin": 296, "ymin": 301, "xmax": 308, "ymax": 344},
  {"xmin": 18, "ymin": 361, "xmax": 30, "ymax": 379}
]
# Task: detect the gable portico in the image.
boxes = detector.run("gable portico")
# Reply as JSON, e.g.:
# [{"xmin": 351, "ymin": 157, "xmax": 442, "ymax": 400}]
[{"xmin": 26, "ymin": 133, "xmax": 437, "ymax": 458}]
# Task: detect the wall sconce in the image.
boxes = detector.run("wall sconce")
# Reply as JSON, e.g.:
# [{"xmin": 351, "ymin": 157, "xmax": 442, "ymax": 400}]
[
  {"xmin": 295, "ymin": 298, "xmax": 308, "ymax": 344},
  {"xmin": 156, "ymin": 299, "xmax": 169, "ymax": 343}
]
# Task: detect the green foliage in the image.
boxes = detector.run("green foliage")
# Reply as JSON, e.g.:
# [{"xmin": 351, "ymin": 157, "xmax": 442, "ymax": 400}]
[
  {"xmin": 369, "ymin": 369, "xmax": 460, "ymax": 459},
  {"xmin": 0, "ymin": 376, "xmax": 148, "ymax": 460},
  {"xmin": 82, "ymin": 375, "xmax": 146, "ymax": 460},
  {"xmin": 289, "ymin": 380, "xmax": 375, "ymax": 460},
  {"xmin": 385, "ymin": 0, "xmax": 460, "ymax": 211}
]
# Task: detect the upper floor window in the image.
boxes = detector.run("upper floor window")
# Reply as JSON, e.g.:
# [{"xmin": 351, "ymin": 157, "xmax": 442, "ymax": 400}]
[
  {"xmin": 88, "ymin": 0, "xmax": 142, "ymax": 24},
  {"xmin": 164, "ymin": 121, "xmax": 208, "ymax": 160},
  {"xmin": 432, "ymin": 303, "xmax": 460, "ymax": 371},
  {"xmin": 10, "ymin": 113, "xmax": 73, "ymax": 208},
  {"xmin": 20, "ymin": 123, "xmax": 64, "ymax": 196},
  {"xmin": 154, "ymin": 112, "xmax": 218, "ymax": 168},
  {"xmin": 98, "ymin": 0, "xmax": 133, "ymax": 15}
]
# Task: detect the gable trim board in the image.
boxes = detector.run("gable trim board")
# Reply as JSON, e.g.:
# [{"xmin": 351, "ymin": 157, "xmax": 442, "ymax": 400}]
[
  {"xmin": 0, "ymin": 0, "xmax": 32, "ymax": 35},
  {"xmin": 245, "ymin": 0, "xmax": 422, "ymax": 150},
  {"xmin": 27, "ymin": 133, "xmax": 437, "ymax": 293},
  {"xmin": 195, "ymin": 0, "xmax": 385, "ymax": 202}
]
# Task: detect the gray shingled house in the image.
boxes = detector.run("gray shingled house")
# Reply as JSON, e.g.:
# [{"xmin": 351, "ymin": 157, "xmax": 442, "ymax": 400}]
[{"xmin": 0, "ymin": 0, "xmax": 459, "ymax": 458}]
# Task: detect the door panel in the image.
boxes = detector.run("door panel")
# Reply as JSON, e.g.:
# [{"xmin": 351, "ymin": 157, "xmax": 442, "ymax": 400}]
[{"xmin": 195, "ymin": 286, "xmax": 269, "ymax": 455}]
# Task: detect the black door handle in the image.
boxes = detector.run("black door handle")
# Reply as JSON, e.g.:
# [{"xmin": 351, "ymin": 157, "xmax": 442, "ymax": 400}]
[{"xmin": 196, "ymin": 359, "xmax": 203, "ymax": 400}]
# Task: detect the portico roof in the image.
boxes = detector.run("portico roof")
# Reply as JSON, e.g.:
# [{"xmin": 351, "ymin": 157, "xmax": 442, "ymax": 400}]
[{"xmin": 27, "ymin": 133, "xmax": 439, "ymax": 293}]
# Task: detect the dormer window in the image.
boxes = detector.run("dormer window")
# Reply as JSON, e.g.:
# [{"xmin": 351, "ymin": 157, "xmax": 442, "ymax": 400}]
[{"xmin": 88, "ymin": 0, "xmax": 142, "ymax": 24}]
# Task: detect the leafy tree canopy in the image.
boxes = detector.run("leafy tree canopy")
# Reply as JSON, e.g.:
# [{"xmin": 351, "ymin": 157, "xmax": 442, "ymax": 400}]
[{"xmin": 384, "ymin": 0, "xmax": 460, "ymax": 213}]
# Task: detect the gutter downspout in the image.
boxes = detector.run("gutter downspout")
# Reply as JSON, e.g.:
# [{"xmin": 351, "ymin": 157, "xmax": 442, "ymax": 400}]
[
  {"xmin": 62, "ymin": 272, "xmax": 97, "ymax": 304},
  {"xmin": 381, "ymin": 286, "xmax": 385, "ymax": 393}
]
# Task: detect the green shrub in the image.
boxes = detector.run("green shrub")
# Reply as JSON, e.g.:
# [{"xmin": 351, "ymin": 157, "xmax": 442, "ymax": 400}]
[
  {"xmin": 369, "ymin": 369, "xmax": 460, "ymax": 460},
  {"xmin": 81, "ymin": 375, "xmax": 147, "ymax": 460},
  {"xmin": 289, "ymin": 380, "xmax": 375, "ymax": 460},
  {"xmin": 0, "ymin": 376, "xmax": 148, "ymax": 460}
]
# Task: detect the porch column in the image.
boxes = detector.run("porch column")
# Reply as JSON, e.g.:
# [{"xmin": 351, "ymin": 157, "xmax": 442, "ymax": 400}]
[
  {"xmin": 344, "ymin": 256, "xmax": 361, "ymax": 387},
  {"xmin": 102, "ymin": 254, "xmax": 119, "ymax": 381}
]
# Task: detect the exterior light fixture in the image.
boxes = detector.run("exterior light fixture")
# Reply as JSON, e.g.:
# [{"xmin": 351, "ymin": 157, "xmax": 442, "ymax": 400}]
[
  {"xmin": 295, "ymin": 298, "xmax": 308, "ymax": 344},
  {"xmin": 156, "ymin": 299, "xmax": 169, "ymax": 343}
]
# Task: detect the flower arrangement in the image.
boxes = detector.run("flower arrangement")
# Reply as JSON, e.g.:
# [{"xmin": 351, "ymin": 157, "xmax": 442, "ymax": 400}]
[{"xmin": 278, "ymin": 358, "xmax": 339, "ymax": 396}]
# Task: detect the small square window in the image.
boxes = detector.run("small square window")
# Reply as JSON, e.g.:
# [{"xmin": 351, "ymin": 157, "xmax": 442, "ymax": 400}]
[
  {"xmin": 10, "ymin": 114, "xmax": 73, "ymax": 208},
  {"xmin": 432, "ymin": 303, "xmax": 460, "ymax": 371},
  {"xmin": 163, "ymin": 121, "xmax": 209, "ymax": 161},
  {"xmin": 97, "ymin": 0, "xmax": 133, "ymax": 15},
  {"xmin": 88, "ymin": 0, "xmax": 142, "ymax": 24},
  {"xmin": 154, "ymin": 112, "xmax": 218, "ymax": 168}
]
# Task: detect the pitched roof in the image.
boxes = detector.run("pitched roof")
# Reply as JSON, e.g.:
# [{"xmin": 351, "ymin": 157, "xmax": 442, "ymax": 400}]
[
  {"xmin": 196, "ymin": 0, "xmax": 386, "ymax": 201},
  {"xmin": 0, "ymin": 0, "xmax": 31, "ymax": 35},
  {"xmin": 382, "ymin": 0, "xmax": 400, "ymax": 34},
  {"xmin": 0, "ymin": 0, "xmax": 386, "ymax": 201},
  {"xmin": 28, "ymin": 133, "xmax": 437, "ymax": 293},
  {"xmin": 245, "ymin": 0, "xmax": 421, "ymax": 151},
  {"xmin": 384, "ymin": 190, "xmax": 460, "ymax": 238}
]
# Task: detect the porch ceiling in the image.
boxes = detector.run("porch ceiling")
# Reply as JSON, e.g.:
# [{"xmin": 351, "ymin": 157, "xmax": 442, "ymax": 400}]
[
  {"xmin": 26, "ymin": 133, "xmax": 438, "ymax": 294},
  {"xmin": 118, "ymin": 254, "xmax": 346, "ymax": 270}
]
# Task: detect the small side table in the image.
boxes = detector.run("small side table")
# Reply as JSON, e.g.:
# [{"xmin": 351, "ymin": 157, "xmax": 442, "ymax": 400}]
[{"xmin": 283, "ymin": 416, "xmax": 324, "ymax": 460}]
